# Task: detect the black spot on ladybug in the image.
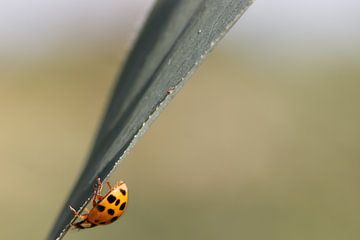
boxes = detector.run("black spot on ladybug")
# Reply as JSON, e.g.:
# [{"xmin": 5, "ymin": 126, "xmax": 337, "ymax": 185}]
[
  {"xmin": 120, "ymin": 189, "xmax": 126, "ymax": 196},
  {"xmin": 119, "ymin": 202, "xmax": 126, "ymax": 210},
  {"xmin": 111, "ymin": 216, "xmax": 119, "ymax": 222},
  {"xmin": 94, "ymin": 219, "xmax": 99, "ymax": 223},
  {"xmin": 115, "ymin": 199, "xmax": 120, "ymax": 206},
  {"xmin": 107, "ymin": 208, "xmax": 115, "ymax": 215},
  {"xmin": 107, "ymin": 194, "xmax": 116, "ymax": 203},
  {"xmin": 100, "ymin": 221, "xmax": 107, "ymax": 225},
  {"xmin": 97, "ymin": 205, "xmax": 105, "ymax": 212}
]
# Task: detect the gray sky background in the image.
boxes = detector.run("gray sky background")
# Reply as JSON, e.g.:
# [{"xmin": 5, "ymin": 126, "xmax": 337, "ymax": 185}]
[{"xmin": 1, "ymin": 0, "xmax": 359, "ymax": 57}]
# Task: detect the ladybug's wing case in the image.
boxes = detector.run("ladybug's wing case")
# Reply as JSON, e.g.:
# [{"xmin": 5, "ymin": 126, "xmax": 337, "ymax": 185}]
[{"xmin": 87, "ymin": 183, "xmax": 128, "ymax": 225}]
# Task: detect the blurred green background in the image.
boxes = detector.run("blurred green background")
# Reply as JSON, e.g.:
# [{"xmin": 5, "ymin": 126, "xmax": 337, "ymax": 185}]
[{"xmin": 1, "ymin": 1, "xmax": 360, "ymax": 239}]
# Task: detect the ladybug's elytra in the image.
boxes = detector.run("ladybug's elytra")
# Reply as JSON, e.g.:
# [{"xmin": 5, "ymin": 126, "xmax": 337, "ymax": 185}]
[{"xmin": 70, "ymin": 178, "xmax": 128, "ymax": 229}]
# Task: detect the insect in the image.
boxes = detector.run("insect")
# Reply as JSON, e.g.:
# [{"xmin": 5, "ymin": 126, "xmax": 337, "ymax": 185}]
[{"xmin": 69, "ymin": 178, "xmax": 128, "ymax": 229}]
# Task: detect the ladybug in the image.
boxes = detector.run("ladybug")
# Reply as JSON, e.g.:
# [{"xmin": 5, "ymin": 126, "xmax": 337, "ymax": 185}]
[{"xmin": 69, "ymin": 178, "xmax": 128, "ymax": 229}]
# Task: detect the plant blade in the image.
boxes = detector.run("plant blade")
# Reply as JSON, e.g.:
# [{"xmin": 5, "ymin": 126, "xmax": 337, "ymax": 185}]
[{"xmin": 48, "ymin": 0, "xmax": 253, "ymax": 239}]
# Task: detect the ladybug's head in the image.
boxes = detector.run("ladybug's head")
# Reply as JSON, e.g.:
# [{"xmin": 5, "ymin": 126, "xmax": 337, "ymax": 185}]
[{"xmin": 72, "ymin": 220, "xmax": 96, "ymax": 229}]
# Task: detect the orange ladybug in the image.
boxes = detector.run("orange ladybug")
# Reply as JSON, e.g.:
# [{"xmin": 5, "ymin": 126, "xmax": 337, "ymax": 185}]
[{"xmin": 69, "ymin": 178, "xmax": 128, "ymax": 229}]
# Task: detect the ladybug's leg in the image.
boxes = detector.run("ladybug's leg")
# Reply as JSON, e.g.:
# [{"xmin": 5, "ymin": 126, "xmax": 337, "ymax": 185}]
[
  {"xmin": 69, "ymin": 206, "xmax": 88, "ymax": 220},
  {"xmin": 95, "ymin": 177, "xmax": 103, "ymax": 193},
  {"xmin": 94, "ymin": 194, "xmax": 104, "ymax": 204},
  {"xmin": 116, "ymin": 180, "xmax": 125, "ymax": 187},
  {"xmin": 92, "ymin": 178, "xmax": 104, "ymax": 206},
  {"xmin": 106, "ymin": 181, "xmax": 112, "ymax": 190}
]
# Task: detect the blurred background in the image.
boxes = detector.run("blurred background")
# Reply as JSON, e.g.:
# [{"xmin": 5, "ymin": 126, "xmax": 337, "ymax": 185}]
[{"xmin": 1, "ymin": 1, "xmax": 360, "ymax": 239}]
